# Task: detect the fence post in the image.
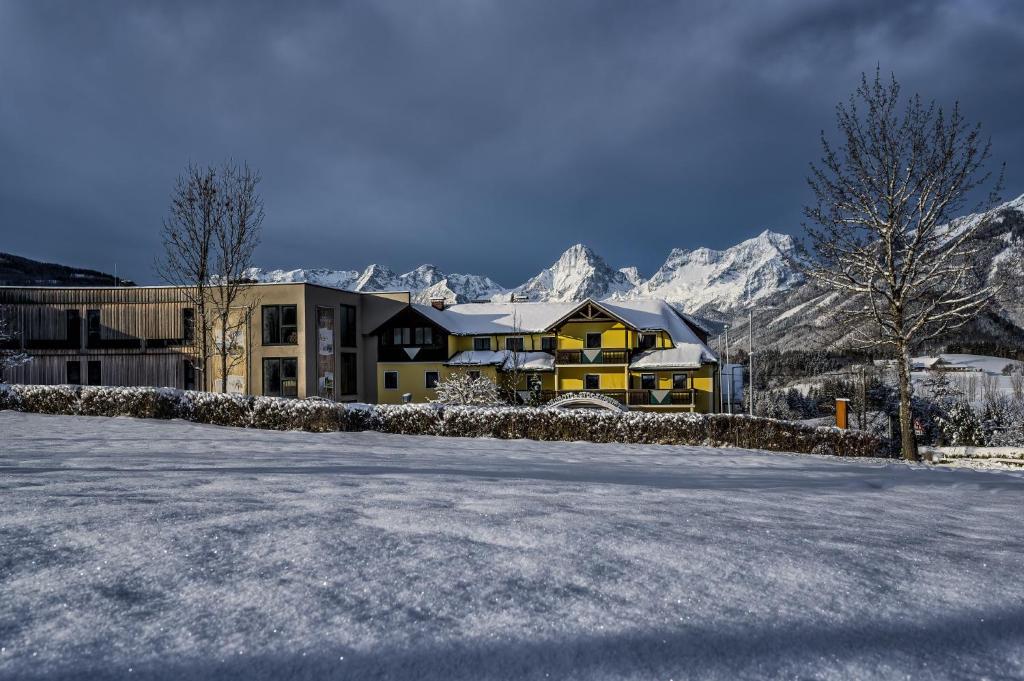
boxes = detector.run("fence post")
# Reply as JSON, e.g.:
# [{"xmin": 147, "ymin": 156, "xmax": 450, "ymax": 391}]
[{"xmin": 835, "ymin": 398, "xmax": 849, "ymax": 430}]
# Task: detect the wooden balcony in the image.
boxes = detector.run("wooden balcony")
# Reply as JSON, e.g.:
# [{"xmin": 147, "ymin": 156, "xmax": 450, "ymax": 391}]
[
  {"xmin": 537, "ymin": 389, "xmax": 694, "ymax": 408},
  {"xmin": 555, "ymin": 348, "xmax": 630, "ymax": 365}
]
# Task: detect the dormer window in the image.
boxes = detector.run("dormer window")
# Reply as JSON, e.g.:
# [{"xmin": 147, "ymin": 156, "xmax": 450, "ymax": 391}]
[{"xmin": 639, "ymin": 333, "xmax": 657, "ymax": 350}]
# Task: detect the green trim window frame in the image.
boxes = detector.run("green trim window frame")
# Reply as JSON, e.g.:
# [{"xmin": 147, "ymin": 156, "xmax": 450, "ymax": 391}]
[
  {"xmin": 263, "ymin": 357, "xmax": 298, "ymax": 397},
  {"xmin": 425, "ymin": 371, "xmax": 440, "ymax": 389},
  {"xmin": 540, "ymin": 336, "xmax": 557, "ymax": 353},
  {"xmin": 262, "ymin": 305, "xmax": 298, "ymax": 345},
  {"xmin": 384, "ymin": 371, "xmax": 399, "ymax": 390},
  {"xmin": 584, "ymin": 373, "xmax": 600, "ymax": 391},
  {"xmin": 672, "ymin": 373, "xmax": 688, "ymax": 390},
  {"xmin": 585, "ymin": 332, "xmax": 602, "ymax": 349},
  {"xmin": 66, "ymin": 360, "xmax": 81, "ymax": 385},
  {"xmin": 640, "ymin": 373, "xmax": 656, "ymax": 390},
  {"xmin": 339, "ymin": 352, "xmax": 357, "ymax": 395},
  {"xmin": 473, "ymin": 337, "xmax": 492, "ymax": 351},
  {"xmin": 505, "ymin": 336, "xmax": 525, "ymax": 352},
  {"xmin": 339, "ymin": 304, "xmax": 357, "ymax": 347}
]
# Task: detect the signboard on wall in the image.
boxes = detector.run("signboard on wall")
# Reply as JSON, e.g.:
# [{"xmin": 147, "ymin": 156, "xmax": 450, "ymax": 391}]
[{"xmin": 316, "ymin": 307, "xmax": 335, "ymax": 400}]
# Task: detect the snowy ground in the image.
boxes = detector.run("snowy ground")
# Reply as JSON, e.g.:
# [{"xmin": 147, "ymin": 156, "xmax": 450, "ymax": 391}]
[{"xmin": 1, "ymin": 412, "xmax": 1023, "ymax": 680}]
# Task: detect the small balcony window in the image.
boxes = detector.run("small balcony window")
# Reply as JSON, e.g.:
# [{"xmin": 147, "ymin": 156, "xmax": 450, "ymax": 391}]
[
  {"xmin": 585, "ymin": 332, "xmax": 602, "ymax": 349},
  {"xmin": 639, "ymin": 333, "xmax": 656, "ymax": 350},
  {"xmin": 673, "ymin": 373, "xmax": 688, "ymax": 390},
  {"xmin": 584, "ymin": 374, "xmax": 600, "ymax": 391},
  {"xmin": 473, "ymin": 337, "xmax": 491, "ymax": 351},
  {"xmin": 505, "ymin": 337, "xmax": 524, "ymax": 352},
  {"xmin": 541, "ymin": 336, "xmax": 557, "ymax": 353},
  {"xmin": 641, "ymin": 373, "xmax": 656, "ymax": 390}
]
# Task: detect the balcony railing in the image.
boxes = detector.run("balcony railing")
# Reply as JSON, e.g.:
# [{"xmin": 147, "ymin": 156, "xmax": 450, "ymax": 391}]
[
  {"xmin": 555, "ymin": 348, "xmax": 630, "ymax": 365},
  {"xmin": 537, "ymin": 389, "xmax": 694, "ymax": 407}
]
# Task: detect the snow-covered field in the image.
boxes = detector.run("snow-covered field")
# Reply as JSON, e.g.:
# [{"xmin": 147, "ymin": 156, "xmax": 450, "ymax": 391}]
[{"xmin": 1, "ymin": 412, "xmax": 1023, "ymax": 680}]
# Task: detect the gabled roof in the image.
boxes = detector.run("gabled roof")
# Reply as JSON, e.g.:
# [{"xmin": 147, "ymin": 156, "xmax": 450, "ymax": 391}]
[{"xmin": 413, "ymin": 301, "xmax": 578, "ymax": 335}]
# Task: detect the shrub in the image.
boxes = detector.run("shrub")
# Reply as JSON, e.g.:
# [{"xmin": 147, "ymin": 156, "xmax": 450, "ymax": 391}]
[
  {"xmin": 78, "ymin": 386, "xmax": 183, "ymax": 419},
  {"xmin": 0, "ymin": 384, "xmax": 887, "ymax": 457}
]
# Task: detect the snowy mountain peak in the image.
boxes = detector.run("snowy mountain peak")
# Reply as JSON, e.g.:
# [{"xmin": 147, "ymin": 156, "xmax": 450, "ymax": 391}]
[
  {"xmin": 635, "ymin": 230, "xmax": 802, "ymax": 313},
  {"xmin": 503, "ymin": 243, "xmax": 636, "ymax": 302}
]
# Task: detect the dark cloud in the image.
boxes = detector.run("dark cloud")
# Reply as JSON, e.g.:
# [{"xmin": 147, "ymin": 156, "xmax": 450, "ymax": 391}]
[{"xmin": 1, "ymin": 0, "xmax": 1022, "ymax": 285}]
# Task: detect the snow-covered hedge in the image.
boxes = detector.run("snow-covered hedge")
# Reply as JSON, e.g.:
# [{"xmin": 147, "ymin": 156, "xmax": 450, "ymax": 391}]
[{"xmin": 0, "ymin": 384, "xmax": 886, "ymax": 457}]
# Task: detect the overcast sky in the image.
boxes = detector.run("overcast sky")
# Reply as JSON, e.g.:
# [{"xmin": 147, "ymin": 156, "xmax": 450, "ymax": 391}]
[{"xmin": 1, "ymin": 1, "xmax": 1022, "ymax": 285}]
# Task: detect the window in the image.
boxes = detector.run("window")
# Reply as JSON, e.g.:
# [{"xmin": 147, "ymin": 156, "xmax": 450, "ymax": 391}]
[
  {"xmin": 473, "ymin": 337, "xmax": 491, "ymax": 351},
  {"xmin": 384, "ymin": 371, "xmax": 398, "ymax": 390},
  {"xmin": 182, "ymin": 308, "xmax": 195, "ymax": 342},
  {"xmin": 527, "ymin": 374, "xmax": 542, "ymax": 391},
  {"xmin": 672, "ymin": 373, "xmax": 688, "ymax": 390},
  {"xmin": 414, "ymin": 327, "xmax": 433, "ymax": 346},
  {"xmin": 639, "ymin": 333, "xmax": 656, "ymax": 350},
  {"xmin": 86, "ymin": 309, "xmax": 101, "ymax": 346},
  {"xmin": 339, "ymin": 353, "xmax": 357, "ymax": 395},
  {"xmin": 468, "ymin": 370, "xmax": 481, "ymax": 380},
  {"xmin": 183, "ymin": 360, "xmax": 196, "ymax": 391},
  {"xmin": 505, "ymin": 337, "xmax": 524, "ymax": 352},
  {"xmin": 584, "ymin": 374, "xmax": 600, "ymax": 390},
  {"xmin": 263, "ymin": 357, "xmax": 298, "ymax": 397},
  {"xmin": 339, "ymin": 304, "xmax": 357, "ymax": 347},
  {"xmin": 66, "ymin": 361, "xmax": 81, "ymax": 385},
  {"xmin": 392, "ymin": 327, "xmax": 411, "ymax": 346},
  {"xmin": 541, "ymin": 336, "xmax": 557, "ymax": 353},
  {"xmin": 262, "ymin": 305, "xmax": 298, "ymax": 345},
  {"xmin": 586, "ymin": 332, "xmax": 602, "ymax": 349},
  {"xmin": 87, "ymin": 360, "xmax": 101, "ymax": 386},
  {"xmin": 66, "ymin": 310, "xmax": 81, "ymax": 348},
  {"xmin": 641, "ymin": 373, "xmax": 656, "ymax": 390},
  {"xmin": 425, "ymin": 371, "xmax": 439, "ymax": 389}
]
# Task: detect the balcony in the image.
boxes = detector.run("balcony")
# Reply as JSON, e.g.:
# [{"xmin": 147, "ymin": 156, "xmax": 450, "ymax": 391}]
[
  {"xmin": 555, "ymin": 348, "xmax": 630, "ymax": 365},
  {"xmin": 537, "ymin": 389, "xmax": 694, "ymax": 408}
]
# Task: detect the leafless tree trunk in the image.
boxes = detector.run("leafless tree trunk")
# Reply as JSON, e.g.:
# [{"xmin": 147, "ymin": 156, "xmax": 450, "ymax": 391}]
[
  {"xmin": 0, "ymin": 308, "xmax": 30, "ymax": 382},
  {"xmin": 209, "ymin": 162, "xmax": 263, "ymax": 393},
  {"xmin": 155, "ymin": 164, "xmax": 220, "ymax": 391},
  {"xmin": 798, "ymin": 70, "xmax": 1003, "ymax": 460}
]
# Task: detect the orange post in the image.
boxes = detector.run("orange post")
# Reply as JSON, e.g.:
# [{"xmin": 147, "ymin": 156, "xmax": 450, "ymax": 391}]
[{"xmin": 835, "ymin": 398, "xmax": 849, "ymax": 430}]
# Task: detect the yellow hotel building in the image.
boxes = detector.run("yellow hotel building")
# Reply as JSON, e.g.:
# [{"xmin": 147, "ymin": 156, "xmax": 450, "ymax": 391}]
[{"xmin": 371, "ymin": 297, "xmax": 720, "ymax": 413}]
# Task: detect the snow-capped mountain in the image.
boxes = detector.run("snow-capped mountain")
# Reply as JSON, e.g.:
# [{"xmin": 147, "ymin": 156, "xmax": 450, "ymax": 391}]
[
  {"xmin": 502, "ymin": 244, "xmax": 638, "ymax": 303},
  {"xmin": 247, "ymin": 233, "xmax": 804, "ymax": 311},
  {"xmin": 628, "ymin": 230, "xmax": 803, "ymax": 313},
  {"xmin": 247, "ymin": 264, "xmax": 505, "ymax": 304}
]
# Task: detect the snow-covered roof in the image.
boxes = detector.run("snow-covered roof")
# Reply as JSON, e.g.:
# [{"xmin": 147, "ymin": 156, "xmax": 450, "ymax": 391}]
[
  {"xmin": 630, "ymin": 345, "xmax": 711, "ymax": 370},
  {"xmin": 413, "ymin": 302, "xmax": 578, "ymax": 334},
  {"xmin": 446, "ymin": 350, "xmax": 555, "ymax": 372},
  {"xmin": 414, "ymin": 298, "xmax": 717, "ymax": 368}
]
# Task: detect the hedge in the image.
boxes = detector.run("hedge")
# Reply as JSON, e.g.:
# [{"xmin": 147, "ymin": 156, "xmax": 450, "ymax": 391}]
[{"xmin": 0, "ymin": 384, "xmax": 888, "ymax": 457}]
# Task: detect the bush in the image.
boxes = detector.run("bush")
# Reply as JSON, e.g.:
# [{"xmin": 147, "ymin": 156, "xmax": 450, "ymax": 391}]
[{"xmin": 0, "ymin": 384, "xmax": 887, "ymax": 457}]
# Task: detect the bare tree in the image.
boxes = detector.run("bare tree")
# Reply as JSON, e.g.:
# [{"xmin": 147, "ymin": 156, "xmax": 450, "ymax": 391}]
[
  {"xmin": 0, "ymin": 308, "xmax": 30, "ymax": 382},
  {"xmin": 209, "ymin": 162, "xmax": 263, "ymax": 393},
  {"xmin": 798, "ymin": 71, "xmax": 1003, "ymax": 460},
  {"xmin": 155, "ymin": 164, "xmax": 220, "ymax": 391}
]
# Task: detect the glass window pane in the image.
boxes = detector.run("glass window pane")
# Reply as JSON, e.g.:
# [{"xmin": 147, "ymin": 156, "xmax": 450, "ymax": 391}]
[
  {"xmin": 402, "ymin": 328, "xmax": 411, "ymax": 345},
  {"xmin": 423, "ymin": 327, "xmax": 432, "ymax": 346},
  {"xmin": 384, "ymin": 371, "xmax": 398, "ymax": 390},
  {"xmin": 585, "ymin": 374, "xmax": 599, "ymax": 390},
  {"xmin": 586, "ymin": 333, "xmax": 601, "ymax": 349},
  {"xmin": 474, "ymin": 337, "xmax": 490, "ymax": 351},
  {"xmin": 425, "ymin": 372, "xmax": 439, "ymax": 389},
  {"xmin": 282, "ymin": 358, "xmax": 298, "ymax": 397},
  {"xmin": 281, "ymin": 306, "xmax": 297, "ymax": 326},
  {"xmin": 393, "ymin": 328, "xmax": 402, "ymax": 345},
  {"xmin": 641, "ymin": 374, "xmax": 656, "ymax": 390},
  {"xmin": 415, "ymin": 327, "xmax": 424, "ymax": 345},
  {"xmin": 263, "ymin": 359, "xmax": 281, "ymax": 396},
  {"xmin": 263, "ymin": 307, "xmax": 280, "ymax": 344},
  {"xmin": 673, "ymin": 373, "xmax": 687, "ymax": 389}
]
